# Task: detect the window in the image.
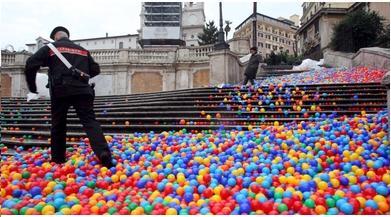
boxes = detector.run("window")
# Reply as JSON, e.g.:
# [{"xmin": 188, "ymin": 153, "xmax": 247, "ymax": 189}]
[
  {"xmin": 94, "ymin": 41, "xmax": 97, "ymax": 45},
  {"xmin": 191, "ymin": 35, "xmax": 194, "ymax": 39},
  {"xmin": 314, "ymin": 19, "xmax": 319, "ymax": 33},
  {"xmin": 273, "ymin": 45, "xmax": 277, "ymax": 50},
  {"xmin": 119, "ymin": 42, "xmax": 123, "ymax": 49},
  {"xmin": 303, "ymin": 30, "xmax": 307, "ymax": 40},
  {"xmin": 103, "ymin": 40, "xmax": 105, "ymax": 44},
  {"xmin": 112, "ymin": 40, "xmax": 114, "ymax": 44},
  {"xmin": 260, "ymin": 42, "xmax": 264, "ymax": 48},
  {"xmin": 129, "ymin": 38, "xmax": 131, "ymax": 42}
]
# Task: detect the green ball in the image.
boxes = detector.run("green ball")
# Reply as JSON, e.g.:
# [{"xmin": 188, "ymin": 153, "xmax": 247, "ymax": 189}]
[
  {"xmin": 274, "ymin": 192, "xmax": 283, "ymax": 199},
  {"xmin": 19, "ymin": 207, "xmax": 28, "ymax": 215},
  {"xmin": 86, "ymin": 181, "xmax": 96, "ymax": 189},
  {"xmin": 34, "ymin": 204, "xmax": 44, "ymax": 212},
  {"xmin": 22, "ymin": 171, "xmax": 31, "ymax": 179},
  {"xmin": 11, "ymin": 209, "xmax": 19, "ymax": 215},
  {"xmin": 128, "ymin": 203, "xmax": 137, "ymax": 211},
  {"xmin": 326, "ymin": 198, "xmax": 336, "ymax": 208},
  {"xmin": 277, "ymin": 204, "xmax": 288, "ymax": 213},
  {"xmin": 108, "ymin": 207, "xmax": 117, "ymax": 214},
  {"xmin": 144, "ymin": 205, "xmax": 153, "ymax": 214},
  {"xmin": 304, "ymin": 199, "xmax": 315, "ymax": 208},
  {"xmin": 179, "ymin": 209, "xmax": 189, "ymax": 215}
]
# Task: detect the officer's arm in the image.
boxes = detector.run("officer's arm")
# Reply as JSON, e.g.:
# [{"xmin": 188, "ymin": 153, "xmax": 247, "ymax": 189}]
[
  {"xmin": 87, "ymin": 52, "xmax": 100, "ymax": 78},
  {"xmin": 24, "ymin": 46, "xmax": 49, "ymax": 93}
]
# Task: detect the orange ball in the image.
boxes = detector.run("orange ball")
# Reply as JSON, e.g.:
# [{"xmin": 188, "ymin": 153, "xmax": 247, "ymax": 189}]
[
  {"xmin": 378, "ymin": 202, "xmax": 389, "ymax": 213},
  {"xmin": 315, "ymin": 205, "xmax": 326, "ymax": 214}
]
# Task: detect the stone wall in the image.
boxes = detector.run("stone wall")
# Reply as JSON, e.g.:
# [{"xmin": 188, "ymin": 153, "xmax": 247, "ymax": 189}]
[
  {"xmin": 1, "ymin": 45, "xmax": 243, "ymax": 97},
  {"xmin": 324, "ymin": 47, "xmax": 390, "ymax": 70}
]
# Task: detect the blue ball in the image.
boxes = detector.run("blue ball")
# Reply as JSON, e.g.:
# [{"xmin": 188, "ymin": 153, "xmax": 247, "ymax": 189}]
[
  {"xmin": 228, "ymin": 178, "xmax": 236, "ymax": 187},
  {"xmin": 350, "ymin": 185, "xmax": 361, "ymax": 194},
  {"xmin": 340, "ymin": 203, "xmax": 353, "ymax": 214},
  {"xmin": 365, "ymin": 200, "xmax": 379, "ymax": 209},
  {"xmin": 53, "ymin": 198, "xmax": 65, "ymax": 209},
  {"xmin": 235, "ymin": 194, "xmax": 246, "ymax": 202},
  {"xmin": 12, "ymin": 189, "xmax": 22, "ymax": 198},
  {"xmin": 376, "ymin": 185, "xmax": 389, "ymax": 196},
  {"xmin": 30, "ymin": 186, "xmax": 42, "ymax": 197},
  {"xmin": 184, "ymin": 193, "xmax": 193, "ymax": 203},
  {"xmin": 239, "ymin": 202, "xmax": 251, "ymax": 214}
]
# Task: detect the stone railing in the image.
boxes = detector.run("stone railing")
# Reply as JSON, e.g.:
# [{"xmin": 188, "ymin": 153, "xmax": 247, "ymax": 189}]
[
  {"xmin": 177, "ymin": 45, "xmax": 214, "ymax": 62},
  {"xmin": 2, "ymin": 45, "xmax": 216, "ymax": 66},
  {"xmin": 90, "ymin": 50, "xmax": 120, "ymax": 64},
  {"xmin": 1, "ymin": 51, "xmax": 16, "ymax": 66},
  {"xmin": 129, "ymin": 49, "xmax": 176, "ymax": 64}
]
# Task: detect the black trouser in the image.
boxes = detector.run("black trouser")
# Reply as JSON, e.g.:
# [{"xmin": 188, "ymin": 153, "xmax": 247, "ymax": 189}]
[
  {"xmin": 50, "ymin": 94, "xmax": 110, "ymax": 162},
  {"xmin": 243, "ymin": 76, "xmax": 255, "ymax": 85}
]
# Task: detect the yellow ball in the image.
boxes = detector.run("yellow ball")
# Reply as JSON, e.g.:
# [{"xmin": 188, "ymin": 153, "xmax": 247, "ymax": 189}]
[
  {"xmin": 71, "ymin": 204, "xmax": 82, "ymax": 214},
  {"xmin": 287, "ymin": 167, "xmax": 295, "ymax": 175},
  {"xmin": 111, "ymin": 174, "xmax": 119, "ymax": 183},
  {"xmin": 42, "ymin": 205, "xmax": 55, "ymax": 215},
  {"xmin": 367, "ymin": 171, "xmax": 376, "ymax": 179},
  {"xmin": 166, "ymin": 208, "xmax": 178, "ymax": 215},
  {"xmin": 302, "ymin": 163, "xmax": 310, "ymax": 170},
  {"xmin": 373, "ymin": 195, "xmax": 386, "ymax": 203},
  {"xmin": 210, "ymin": 195, "xmax": 222, "ymax": 202},
  {"xmin": 318, "ymin": 181, "xmax": 328, "ymax": 190},
  {"xmin": 356, "ymin": 197, "xmax": 366, "ymax": 208},
  {"xmin": 382, "ymin": 174, "xmax": 390, "ymax": 184},
  {"xmin": 335, "ymin": 190, "xmax": 345, "ymax": 197},
  {"xmin": 61, "ymin": 208, "xmax": 71, "ymax": 215},
  {"xmin": 330, "ymin": 179, "xmax": 340, "ymax": 188}
]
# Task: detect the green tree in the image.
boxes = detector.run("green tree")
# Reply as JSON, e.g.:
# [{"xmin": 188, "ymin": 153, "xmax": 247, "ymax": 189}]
[
  {"xmin": 198, "ymin": 21, "xmax": 218, "ymax": 45},
  {"xmin": 330, "ymin": 9, "xmax": 387, "ymax": 52}
]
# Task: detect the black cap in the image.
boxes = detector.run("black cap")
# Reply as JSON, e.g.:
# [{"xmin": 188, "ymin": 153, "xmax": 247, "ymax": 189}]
[
  {"xmin": 250, "ymin": 46, "xmax": 258, "ymax": 51},
  {"xmin": 50, "ymin": 26, "xmax": 70, "ymax": 40}
]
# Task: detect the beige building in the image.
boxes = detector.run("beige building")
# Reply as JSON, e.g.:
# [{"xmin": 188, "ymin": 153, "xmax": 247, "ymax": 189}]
[
  {"xmin": 297, "ymin": 2, "xmax": 390, "ymax": 60},
  {"xmin": 233, "ymin": 13, "xmax": 298, "ymax": 58}
]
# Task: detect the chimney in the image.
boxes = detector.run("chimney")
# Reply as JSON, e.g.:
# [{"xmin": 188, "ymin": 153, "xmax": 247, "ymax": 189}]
[{"xmin": 106, "ymin": 33, "xmax": 108, "ymax": 37}]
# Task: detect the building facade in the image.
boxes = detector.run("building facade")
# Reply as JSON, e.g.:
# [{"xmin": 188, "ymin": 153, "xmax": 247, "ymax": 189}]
[
  {"xmin": 181, "ymin": 2, "xmax": 205, "ymax": 46},
  {"xmin": 139, "ymin": 2, "xmax": 184, "ymax": 47},
  {"xmin": 26, "ymin": 34, "xmax": 140, "ymax": 53},
  {"xmin": 233, "ymin": 13, "xmax": 298, "ymax": 58}
]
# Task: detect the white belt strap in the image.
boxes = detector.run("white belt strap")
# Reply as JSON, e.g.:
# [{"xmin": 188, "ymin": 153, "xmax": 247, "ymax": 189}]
[{"xmin": 47, "ymin": 43, "xmax": 73, "ymax": 69}]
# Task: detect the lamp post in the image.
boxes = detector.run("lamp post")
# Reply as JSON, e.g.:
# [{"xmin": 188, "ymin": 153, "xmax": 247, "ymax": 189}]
[
  {"xmin": 214, "ymin": 2, "xmax": 230, "ymax": 50},
  {"xmin": 252, "ymin": 2, "xmax": 257, "ymax": 48}
]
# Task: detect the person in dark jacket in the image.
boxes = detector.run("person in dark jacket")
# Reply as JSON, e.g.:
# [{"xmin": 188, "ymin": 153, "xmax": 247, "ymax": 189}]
[
  {"xmin": 243, "ymin": 47, "xmax": 262, "ymax": 86},
  {"xmin": 24, "ymin": 26, "xmax": 114, "ymax": 168}
]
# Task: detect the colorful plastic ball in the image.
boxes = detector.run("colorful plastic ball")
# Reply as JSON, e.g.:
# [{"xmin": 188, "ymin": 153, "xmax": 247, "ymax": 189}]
[
  {"xmin": 41, "ymin": 205, "xmax": 55, "ymax": 215},
  {"xmin": 376, "ymin": 185, "xmax": 390, "ymax": 196},
  {"xmin": 340, "ymin": 203, "xmax": 354, "ymax": 214},
  {"xmin": 166, "ymin": 208, "xmax": 178, "ymax": 215}
]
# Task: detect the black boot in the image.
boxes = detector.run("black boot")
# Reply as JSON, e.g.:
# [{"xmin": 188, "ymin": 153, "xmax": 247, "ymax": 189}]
[{"xmin": 100, "ymin": 151, "xmax": 114, "ymax": 168}]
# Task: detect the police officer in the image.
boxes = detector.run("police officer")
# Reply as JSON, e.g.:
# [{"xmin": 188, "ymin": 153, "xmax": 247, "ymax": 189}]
[
  {"xmin": 24, "ymin": 26, "xmax": 114, "ymax": 168},
  {"xmin": 243, "ymin": 47, "xmax": 262, "ymax": 86}
]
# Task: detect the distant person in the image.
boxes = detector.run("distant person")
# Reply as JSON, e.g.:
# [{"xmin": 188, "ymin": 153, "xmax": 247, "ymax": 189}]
[
  {"xmin": 243, "ymin": 46, "xmax": 262, "ymax": 86},
  {"xmin": 24, "ymin": 26, "xmax": 114, "ymax": 168}
]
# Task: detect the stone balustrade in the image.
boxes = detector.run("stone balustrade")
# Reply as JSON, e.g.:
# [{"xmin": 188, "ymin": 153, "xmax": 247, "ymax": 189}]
[
  {"xmin": 90, "ymin": 49, "xmax": 120, "ymax": 64},
  {"xmin": 128, "ymin": 49, "xmax": 176, "ymax": 64},
  {"xmin": 1, "ymin": 45, "xmax": 215, "ymax": 66},
  {"xmin": 1, "ymin": 51, "xmax": 16, "ymax": 66}
]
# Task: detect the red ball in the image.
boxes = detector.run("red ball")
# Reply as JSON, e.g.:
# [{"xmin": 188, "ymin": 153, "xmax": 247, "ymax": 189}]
[
  {"xmin": 362, "ymin": 207, "xmax": 376, "ymax": 215},
  {"xmin": 203, "ymin": 188, "xmax": 213, "ymax": 198},
  {"xmin": 203, "ymin": 174, "xmax": 211, "ymax": 184},
  {"xmin": 262, "ymin": 201, "xmax": 273, "ymax": 213},
  {"xmin": 220, "ymin": 189, "xmax": 231, "ymax": 199},
  {"xmin": 250, "ymin": 184, "xmax": 260, "ymax": 194},
  {"xmin": 299, "ymin": 206, "xmax": 311, "ymax": 215}
]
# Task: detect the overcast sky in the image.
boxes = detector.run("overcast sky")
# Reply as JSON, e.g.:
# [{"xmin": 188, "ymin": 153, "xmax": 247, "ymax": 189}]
[{"xmin": 0, "ymin": 0, "xmax": 303, "ymax": 51}]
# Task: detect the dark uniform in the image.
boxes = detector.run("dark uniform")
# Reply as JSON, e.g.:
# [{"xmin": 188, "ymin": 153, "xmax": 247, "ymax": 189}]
[
  {"xmin": 24, "ymin": 27, "xmax": 113, "ymax": 167},
  {"xmin": 243, "ymin": 53, "xmax": 262, "ymax": 85}
]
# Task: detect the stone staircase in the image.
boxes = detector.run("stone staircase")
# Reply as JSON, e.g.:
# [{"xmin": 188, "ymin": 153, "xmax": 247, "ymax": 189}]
[{"xmin": 0, "ymin": 82, "xmax": 387, "ymax": 149}]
